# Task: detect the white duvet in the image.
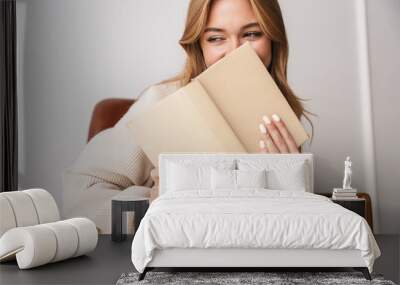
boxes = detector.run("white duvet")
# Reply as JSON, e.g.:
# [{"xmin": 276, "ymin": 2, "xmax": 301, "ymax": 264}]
[{"xmin": 131, "ymin": 189, "xmax": 380, "ymax": 273}]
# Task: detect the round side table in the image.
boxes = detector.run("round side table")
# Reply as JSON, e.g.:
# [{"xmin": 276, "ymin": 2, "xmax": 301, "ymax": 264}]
[{"xmin": 111, "ymin": 187, "xmax": 150, "ymax": 242}]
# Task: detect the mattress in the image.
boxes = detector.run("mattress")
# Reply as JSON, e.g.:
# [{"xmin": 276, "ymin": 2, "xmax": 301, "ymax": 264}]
[{"xmin": 131, "ymin": 189, "xmax": 380, "ymax": 273}]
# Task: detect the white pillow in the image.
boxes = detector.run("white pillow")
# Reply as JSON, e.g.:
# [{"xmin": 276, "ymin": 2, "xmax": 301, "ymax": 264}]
[
  {"xmin": 237, "ymin": 159, "xmax": 308, "ymax": 192},
  {"xmin": 165, "ymin": 160, "xmax": 236, "ymax": 192},
  {"xmin": 211, "ymin": 168, "xmax": 268, "ymax": 190},
  {"xmin": 167, "ymin": 163, "xmax": 210, "ymax": 191},
  {"xmin": 211, "ymin": 168, "xmax": 236, "ymax": 190},
  {"xmin": 236, "ymin": 169, "xmax": 267, "ymax": 188},
  {"xmin": 267, "ymin": 162, "xmax": 307, "ymax": 191}
]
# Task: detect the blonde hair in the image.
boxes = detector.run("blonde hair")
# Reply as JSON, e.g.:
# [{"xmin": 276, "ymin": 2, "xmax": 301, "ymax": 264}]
[{"xmin": 159, "ymin": 0, "xmax": 316, "ymax": 145}]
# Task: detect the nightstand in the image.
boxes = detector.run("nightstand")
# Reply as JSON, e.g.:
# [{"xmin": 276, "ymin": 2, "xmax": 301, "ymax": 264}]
[
  {"xmin": 331, "ymin": 198, "xmax": 365, "ymax": 218},
  {"xmin": 111, "ymin": 187, "xmax": 151, "ymax": 242},
  {"xmin": 317, "ymin": 192, "xmax": 373, "ymax": 232}
]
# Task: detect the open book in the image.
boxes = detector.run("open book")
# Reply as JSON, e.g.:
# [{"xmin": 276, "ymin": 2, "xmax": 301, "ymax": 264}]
[{"xmin": 127, "ymin": 42, "xmax": 309, "ymax": 166}]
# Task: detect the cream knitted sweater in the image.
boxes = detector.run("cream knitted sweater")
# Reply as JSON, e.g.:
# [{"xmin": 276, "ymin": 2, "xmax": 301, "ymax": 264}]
[{"xmin": 62, "ymin": 81, "xmax": 181, "ymax": 234}]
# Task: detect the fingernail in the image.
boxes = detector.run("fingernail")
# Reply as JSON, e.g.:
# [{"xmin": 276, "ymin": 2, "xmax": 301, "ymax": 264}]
[
  {"xmin": 259, "ymin": 140, "xmax": 265, "ymax": 149},
  {"xmin": 272, "ymin": 114, "xmax": 280, "ymax": 122},
  {"xmin": 259, "ymin": 123, "xmax": 267, "ymax": 134},
  {"xmin": 262, "ymin": 115, "xmax": 271, "ymax": 125}
]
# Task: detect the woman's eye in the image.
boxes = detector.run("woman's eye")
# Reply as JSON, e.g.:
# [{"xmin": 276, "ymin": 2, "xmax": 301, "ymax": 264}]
[
  {"xmin": 244, "ymin": 32, "xmax": 263, "ymax": 39},
  {"xmin": 207, "ymin": 36, "xmax": 224, "ymax": 43}
]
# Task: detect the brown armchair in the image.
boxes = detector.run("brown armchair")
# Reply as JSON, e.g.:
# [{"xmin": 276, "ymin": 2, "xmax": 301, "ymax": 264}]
[{"xmin": 87, "ymin": 98, "xmax": 135, "ymax": 142}]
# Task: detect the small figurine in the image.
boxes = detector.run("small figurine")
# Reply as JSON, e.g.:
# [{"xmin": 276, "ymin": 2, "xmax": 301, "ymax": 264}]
[{"xmin": 342, "ymin": 156, "xmax": 352, "ymax": 189}]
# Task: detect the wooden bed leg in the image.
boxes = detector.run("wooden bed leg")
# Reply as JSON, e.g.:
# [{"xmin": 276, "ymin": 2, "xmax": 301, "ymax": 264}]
[
  {"xmin": 138, "ymin": 268, "xmax": 148, "ymax": 281},
  {"xmin": 354, "ymin": 267, "xmax": 372, "ymax": 280}
]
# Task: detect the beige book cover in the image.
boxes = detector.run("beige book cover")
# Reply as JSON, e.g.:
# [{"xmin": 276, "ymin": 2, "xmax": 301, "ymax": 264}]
[{"xmin": 127, "ymin": 42, "xmax": 309, "ymax": 166}]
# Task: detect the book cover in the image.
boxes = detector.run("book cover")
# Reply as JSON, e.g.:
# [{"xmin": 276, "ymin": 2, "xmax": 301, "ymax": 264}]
[{"xmin": 127, "ymin": 42, "xmax": 309, "ymax": 166}]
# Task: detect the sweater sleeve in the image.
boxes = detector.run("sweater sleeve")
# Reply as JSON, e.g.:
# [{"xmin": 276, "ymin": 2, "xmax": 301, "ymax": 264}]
[{"xmin": 62, "ymin": 85, "xmax": 167, "ymax": 234}]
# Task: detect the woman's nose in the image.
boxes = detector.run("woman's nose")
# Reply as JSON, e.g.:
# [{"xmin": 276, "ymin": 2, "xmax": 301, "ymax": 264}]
[{"xmin": 225, "ymin": 38, "xmax": 243, "ymax": 54}]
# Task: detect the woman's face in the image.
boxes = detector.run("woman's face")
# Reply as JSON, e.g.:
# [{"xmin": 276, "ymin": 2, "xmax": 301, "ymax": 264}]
[{"xmin": 200, "ymin": 0, "xmax": 272, "ymax": 68}]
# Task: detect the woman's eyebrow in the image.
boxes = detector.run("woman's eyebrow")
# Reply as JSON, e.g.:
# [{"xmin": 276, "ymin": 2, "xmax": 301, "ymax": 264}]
[{"xmin": 204, "ymin": 22, "xmax": 260, "ymax": 33}]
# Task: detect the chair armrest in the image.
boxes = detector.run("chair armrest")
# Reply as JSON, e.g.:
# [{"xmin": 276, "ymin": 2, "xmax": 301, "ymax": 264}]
[{"xmin": 87, "ymin": 98, "xmax": 135, "ymax": 142}]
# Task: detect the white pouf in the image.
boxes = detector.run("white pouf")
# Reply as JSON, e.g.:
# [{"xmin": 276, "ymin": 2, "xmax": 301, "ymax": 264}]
[
  {"xmin": 0, "ymin": 218, "xmax": 97, "ymax": 269},
  {"xmin": 0, "ymin": 189, "xmax": 98, "ymax": 269},
  {"xmin": 0, "ymin": 188, "xmax": 60, "ymax": 236}
]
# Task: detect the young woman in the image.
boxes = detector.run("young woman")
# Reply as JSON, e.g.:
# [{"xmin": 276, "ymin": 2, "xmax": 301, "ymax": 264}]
[{"xmin": 63, "ymin": 0, "xmax": 314, "ymax": 233}]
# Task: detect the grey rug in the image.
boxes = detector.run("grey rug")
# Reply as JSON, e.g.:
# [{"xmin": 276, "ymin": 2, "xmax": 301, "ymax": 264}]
[{"xmin": 116, "ymin": 271, "xmax": 396, "ymax": 285}]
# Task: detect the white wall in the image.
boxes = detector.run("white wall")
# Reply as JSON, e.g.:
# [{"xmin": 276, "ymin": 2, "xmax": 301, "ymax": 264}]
[
  {"xmin": 281, "ymin": 0, "xmax": 375, "ymax": 217},
  {"xmin": 17, "ymin": 0, "xmax": 400, "ymax": 233},
  {"xmin": 16, "ymin": 0, "xmax": 189, "ymax": 207},
  {"xmin": 281, "ymin": 0, "xmax": 400, "ymax": 233}
]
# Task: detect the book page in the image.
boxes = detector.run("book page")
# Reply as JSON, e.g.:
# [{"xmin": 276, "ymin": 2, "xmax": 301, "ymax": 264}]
[
  {"xmin": 127, "ymin": 80, "xmax": 246, "ymax": 166},
  {"xmin": 196, "ymin": 42, "xmax": 309, "ymax": 151}
]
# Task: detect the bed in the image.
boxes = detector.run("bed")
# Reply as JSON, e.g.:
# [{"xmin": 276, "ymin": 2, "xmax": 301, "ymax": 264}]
[{"xmin": 131, "ymin": 153, "xmax": 380, "ymax": 281}]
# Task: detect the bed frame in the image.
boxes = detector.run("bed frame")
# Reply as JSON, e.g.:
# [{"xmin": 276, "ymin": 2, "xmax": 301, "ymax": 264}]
[
  {"xmin": 138, "ymin": 153, "xmax": 372, "ymax": 281},
  {"xmin": 140, "ymin": 248, "xmax": 371, "ymax": 280}
]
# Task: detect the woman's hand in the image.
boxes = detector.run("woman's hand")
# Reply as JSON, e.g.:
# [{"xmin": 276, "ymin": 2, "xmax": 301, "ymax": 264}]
[{"xmin": 258, "ymin": 114, "xmax": 300, "ymax": 153}]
